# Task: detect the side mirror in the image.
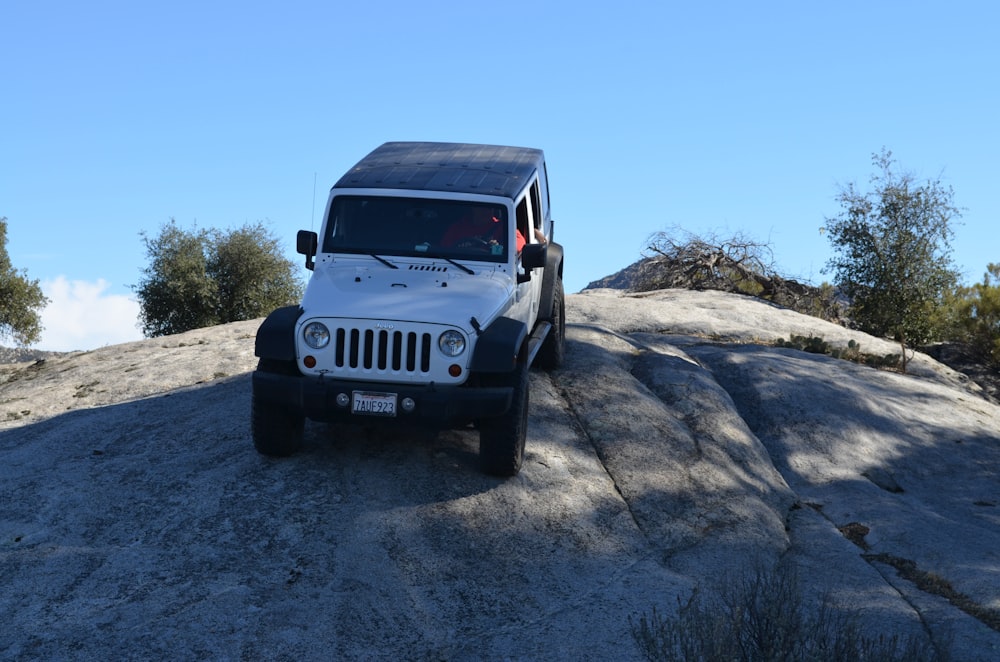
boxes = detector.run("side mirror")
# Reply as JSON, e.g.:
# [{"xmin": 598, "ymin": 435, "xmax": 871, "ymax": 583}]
[
  {"xmin": 521, "ymin": 243, "xmax": 547, "ymax": 270},
  {"xmin": 517, "ymin": 243, "xmax": 547, "ymax": 284},
  {"xmin": 297, "ymin": 230, "xmax": 318, "ymax": 271}
]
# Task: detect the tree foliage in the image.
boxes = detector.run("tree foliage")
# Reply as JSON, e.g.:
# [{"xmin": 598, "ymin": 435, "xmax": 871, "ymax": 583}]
[
  {"xmin": 208, "ymin": 223, "xmax": 304, "ymax": 325},
  {"xmin": 950, "ymin": 263, "xmax": 1000, "ymax": 367},
  {"xmin": 134, "ymin": 219, "xmax": 303, "ymax": 337},
  {"xmin": 824, "ymin": 149, "xmax": 961, "ymax": 363},
  {"xmin": 0, "ymin": 217, "xmax": 49, "ymax": 346},
  {"xmin": 135, "ymin": 221, "xmax": 217, "ymax": 337}
]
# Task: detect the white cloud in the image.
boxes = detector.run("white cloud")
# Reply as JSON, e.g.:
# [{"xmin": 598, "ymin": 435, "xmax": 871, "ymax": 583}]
[{"xmin": 37, "ymin": 277, "xmax": 144, "ymax": 352}]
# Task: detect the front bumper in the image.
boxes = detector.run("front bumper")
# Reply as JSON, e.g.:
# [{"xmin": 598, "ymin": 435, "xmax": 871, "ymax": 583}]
[{"xmin": 252, "ymin": 370, "xmax": 513, "ymax": 426}]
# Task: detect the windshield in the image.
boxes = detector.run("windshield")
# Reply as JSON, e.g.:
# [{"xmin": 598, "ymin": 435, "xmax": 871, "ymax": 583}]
[{"xmin": 322, "ymin": 196, "xmax": 511, "ymax": 263}]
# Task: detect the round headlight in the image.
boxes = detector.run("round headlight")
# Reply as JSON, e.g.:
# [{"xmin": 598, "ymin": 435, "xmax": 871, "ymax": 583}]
[
  {"xmin": 438, "ymin": 330, "xmax": 466, "ymax": 357},
  {"xmin": 303, "ymin": 322, "xmax": 330, "ymax": 349}
]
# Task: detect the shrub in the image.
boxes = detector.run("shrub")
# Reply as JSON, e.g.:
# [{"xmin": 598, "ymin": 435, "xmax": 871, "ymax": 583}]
[
  {"xmin": 638, "ymin": 226, "xmax": 843, "ymax": 324},
  {"xmin": 134, "ymin": 219, "xmax": 303, "ymax": 337},
  {"xmin": 776, "ymin": 335, "xmax": 900, "ymax": 370},
  {"xmin": 630, "ymin": 563, "xmax": 945, "ymax": 662}
]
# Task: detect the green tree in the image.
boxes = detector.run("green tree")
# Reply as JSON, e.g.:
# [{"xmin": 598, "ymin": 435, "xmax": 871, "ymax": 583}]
[
  {"xmin": 135, "ymin": 220, "xmax": 217, "ymax": 337},
  {"xmin": 134, "ymin": 219, "xmax": 303, "ymax": 337},
  {"xmin": 0, "ymin": 217, "xmax": 49, "ymax": 346},
  {"xmin": 952, "ymin": 263, "xmax": 1000, "ymax": 367},
  {"xmin": 824, "ymin": 149, "xmax": 961, "ymax": 370},
  {"xmin": 209, "ymin": 222, "xmax": 303, "ymax": 324}
]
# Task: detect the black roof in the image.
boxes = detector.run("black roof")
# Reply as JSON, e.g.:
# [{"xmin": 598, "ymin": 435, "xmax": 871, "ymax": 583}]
[{"xmin": 333, "ymin": 142, "xmax": 544, "ymax": 199}]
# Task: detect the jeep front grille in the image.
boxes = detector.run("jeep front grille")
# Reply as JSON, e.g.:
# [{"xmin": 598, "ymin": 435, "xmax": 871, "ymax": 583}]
[{"xmin": 333, "ymin": 327, "xmax": 432, "ymax": 374}]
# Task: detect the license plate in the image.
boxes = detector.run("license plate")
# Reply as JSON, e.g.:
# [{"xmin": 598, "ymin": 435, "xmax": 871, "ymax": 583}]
[{"xmin": 352, "ymin": 391, "xmax": 397, "ymax": 417}]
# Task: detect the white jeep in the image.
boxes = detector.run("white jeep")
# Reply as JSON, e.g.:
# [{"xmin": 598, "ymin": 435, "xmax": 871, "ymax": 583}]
[{"xmin": 251, "ymin": 142, "xmax": 565, "ymax": 476}]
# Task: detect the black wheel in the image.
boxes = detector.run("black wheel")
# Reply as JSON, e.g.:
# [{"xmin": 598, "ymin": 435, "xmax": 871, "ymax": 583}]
[
  {"xmin": 536, "ymin": 277, "xmax": 565, "ymax": 370},
  {"xmin": 251, "ymin": 360, "xmax": 304, "ymax": 457},
  {"xmin": 478, "ymin": 362, "xmax": 529, "ymax": 476}
]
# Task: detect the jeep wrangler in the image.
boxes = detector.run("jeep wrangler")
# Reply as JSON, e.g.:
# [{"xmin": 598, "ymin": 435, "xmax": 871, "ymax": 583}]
[{"xmin": 251, "ymin": 142, "xmax": 565, "ymax": 476}]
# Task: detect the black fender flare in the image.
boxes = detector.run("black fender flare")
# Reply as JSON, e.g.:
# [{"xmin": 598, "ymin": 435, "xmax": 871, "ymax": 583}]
[
  {"xmin": 254, "ymin": 305, "xmax": 303, "ymax": 361},
  {"xmin": 470, "ymin": 316, "xmax": 528, "ymax": 373},
  {"xmin": 537, "ymin": 242, "xmax": 564, "ymax": 323}
]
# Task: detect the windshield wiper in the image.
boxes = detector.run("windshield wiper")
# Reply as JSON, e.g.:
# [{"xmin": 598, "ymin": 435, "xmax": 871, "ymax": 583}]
[
  {"xmin": 424, "ymin": 253, "xmax": 474, "ymax": 275},
  {"xmin": 442, "ymin": 257, "xmax": 474, "ymax": 275},
  {"xmin": 369, "ymin": 253, "xmax": 398, "ymax": 269}
]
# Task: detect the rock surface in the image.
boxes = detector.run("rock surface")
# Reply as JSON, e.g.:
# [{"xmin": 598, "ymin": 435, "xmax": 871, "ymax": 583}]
[{"xmin": 2, "ymin": 289, "xmax": 999, "ymax": 660}]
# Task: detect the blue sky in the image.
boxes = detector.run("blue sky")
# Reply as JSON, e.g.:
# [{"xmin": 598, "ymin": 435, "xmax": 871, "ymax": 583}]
[{"xmin": 3, "ymin": 1, "xmax": 997, "ymax": 351}]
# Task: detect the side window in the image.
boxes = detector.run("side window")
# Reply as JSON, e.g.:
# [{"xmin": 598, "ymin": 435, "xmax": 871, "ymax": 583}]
[
  {"xmin": 541, "ymin": 163, "xmax": 551, "ymax": 221},
  {"xmin": 529, "ymin": 179, "xmax": 543, "ymax": 235},
  {"xmin": 515, "ymin": 197, "xmax": 530, "ymax": 246}
]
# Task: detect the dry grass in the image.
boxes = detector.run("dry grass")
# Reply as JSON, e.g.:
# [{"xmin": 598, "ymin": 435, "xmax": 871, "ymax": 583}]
[
  {"xmin": 631, "ymin": 562, "xmax": 946, "ymax": 662},
  {"xmin": 865, "ymin": 553, "xmax": 1000, "ymax": 633}
]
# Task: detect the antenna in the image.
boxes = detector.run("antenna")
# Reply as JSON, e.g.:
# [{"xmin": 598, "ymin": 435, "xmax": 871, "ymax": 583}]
[{"xmin": 311, "ymin": 172, "xmax": 318, "ymax": 230}]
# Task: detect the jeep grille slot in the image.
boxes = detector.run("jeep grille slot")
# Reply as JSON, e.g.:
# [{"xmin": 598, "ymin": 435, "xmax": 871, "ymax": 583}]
[{"xmin": 332, "ymin": 325, "xmax": 432, "ymax": 374}]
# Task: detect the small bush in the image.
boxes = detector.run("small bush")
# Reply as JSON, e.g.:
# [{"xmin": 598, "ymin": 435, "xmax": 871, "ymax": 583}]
[
  {"xmin": 776, "ymin": 335, "xmax": 900, "ymax": 370},
  {"xmin": 630, "ymin": 563, "xmax": 945, "ymax": 662},
  {"xmin": 776, "ymin": 335, "xmax": 831, "ymax": 354}
]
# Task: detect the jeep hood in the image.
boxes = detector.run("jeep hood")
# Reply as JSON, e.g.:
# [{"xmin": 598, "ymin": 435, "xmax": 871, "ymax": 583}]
[{"xmin": 300, "ymin": 263, "xmax": 513, "ymax": 333}]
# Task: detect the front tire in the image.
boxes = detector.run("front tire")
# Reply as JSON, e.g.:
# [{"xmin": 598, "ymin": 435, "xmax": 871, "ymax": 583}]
[
  {"xmin": 251, "ymin": 360, "xmax": 304, "ymax": 457},
  {"xmin": 478, "ymin": 362, "xmax": 529, "ymax": 476}
]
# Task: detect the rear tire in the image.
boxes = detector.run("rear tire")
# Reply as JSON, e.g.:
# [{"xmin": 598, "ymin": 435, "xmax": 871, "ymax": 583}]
[
  {"xmin": 251, "ymin": 360, "xmax": 304, "ymax": 457},
  {"xmin": 536, "ymin": 278, "xmax": 565, "ymax": 370},
  {"xmin": 478, "ymin": 362, "xmax": 529, "ymax": 477}
]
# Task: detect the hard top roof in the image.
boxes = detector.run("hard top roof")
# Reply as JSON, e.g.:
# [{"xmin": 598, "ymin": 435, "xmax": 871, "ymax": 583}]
[{"xmin": 333, "ymin": 142, "xmax": 544, "ymax": 199}]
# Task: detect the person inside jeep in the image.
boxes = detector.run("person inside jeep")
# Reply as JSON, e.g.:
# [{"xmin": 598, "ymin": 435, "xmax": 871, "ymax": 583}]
[
  {"xmin": 441, "ymin": 206, "xmax": 542, "ymax": 254},
  {"xmin": 441, "ymin": 206, "xmax": 513, "ymax": 251}
]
